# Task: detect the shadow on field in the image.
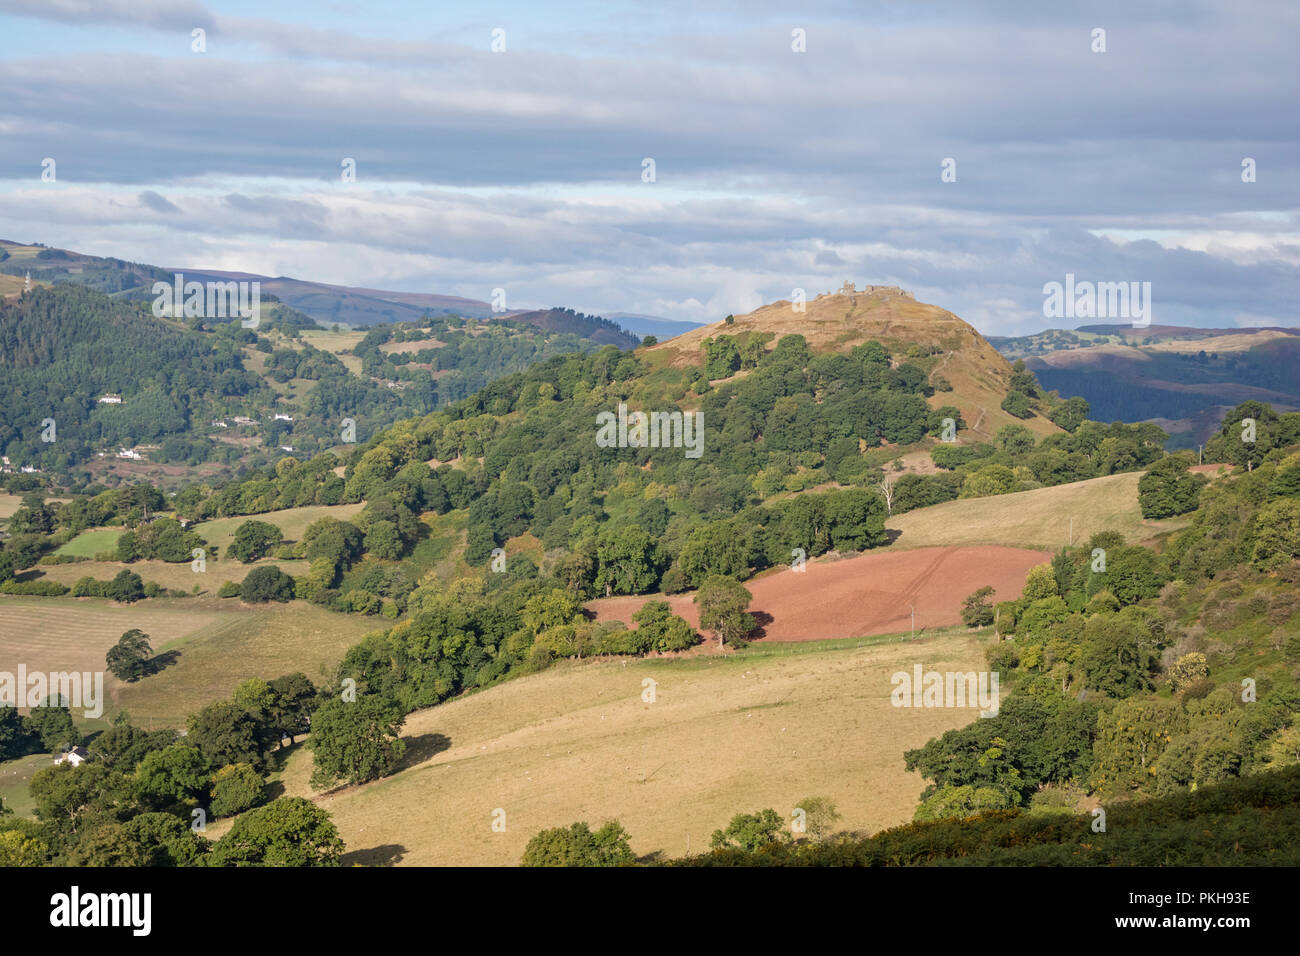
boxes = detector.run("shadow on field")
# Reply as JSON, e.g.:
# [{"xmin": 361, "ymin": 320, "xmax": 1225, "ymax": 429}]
[
  {"xmin": 748, "ymin": 610, "xmax": 775, "ymax": 640},
  {"xmin": 342, "ymin": 843, "xmax": 408, "ymax": 867},
  {"xmin": 397, "ymin": 732, "xmax": 451, "ymax": 770},
  {"xmin": 145, "ymin": 650, "xmax": 180, "ymax": 677}
]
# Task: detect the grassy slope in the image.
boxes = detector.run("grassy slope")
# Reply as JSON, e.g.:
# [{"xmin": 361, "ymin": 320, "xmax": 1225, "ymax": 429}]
[
  {"xmin": 108, "ymin": 599, "xmax": 379, "ymax": 729},
  {"xmin": 886, "ymin": 470, "xmax": 1194, "ymax": 551},
  {"xmin": 0, "ymin": 754, "xmax": 48, "ymax": 818},
  {"xmin": 0, "ymin": 596, "xmax": 224, "ymax": 689},
  {"xmin": 191, "ymin": 503, "xmax": 365, "ymax": 555},
  {"xmin": 266, "ymin": 627, "xmax": 990, "ymax": 866},
  {"xmin": 37, "ymin": 557, "xmax": 312, "ymax": 593},
  {"xmin": 0, "ymin": 494, "xmax": 67, "ymax": 521},
  {"xmin": 0, "ymin": 594, "xmax": 377, "ymax": 731},
  {"xmin": 52, "ymin": 528, "xmax": 120, "ymax": 558}
]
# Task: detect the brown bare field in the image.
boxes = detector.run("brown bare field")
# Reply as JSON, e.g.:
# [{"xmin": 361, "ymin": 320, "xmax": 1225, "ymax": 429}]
[
  {"xmin": 1150, "ymin": 330, "xmax": 1295, "ymax": 353},
  {"xmin": 269, "ymin": 628, "xmax": 990, "ymax": 865},
  {"xmin": 0, "ymin": 241, "xmax": 43, "ymax": 260},
  {"xmin": 891, "ymin": 448, "xmax": 942, "ymax": 477},
  {"xmin": 0, "ymin": 494, "xmax": 68, "ymax": 519},
  {"xmin": 589, "ymin": 545, "xmax": 1048, "ymax": 642}
]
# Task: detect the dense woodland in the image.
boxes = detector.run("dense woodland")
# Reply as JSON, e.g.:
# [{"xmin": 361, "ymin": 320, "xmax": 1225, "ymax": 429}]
[
  {"xmin": 351, "ymin": 314, "xmax": 608, "ymax": 406},
  {"xmin": 0, "ymin": 284, "xmax": 615, "ymax": 477}
]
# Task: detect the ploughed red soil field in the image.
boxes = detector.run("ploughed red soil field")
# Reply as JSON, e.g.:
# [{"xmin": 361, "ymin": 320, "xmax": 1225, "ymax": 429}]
[{"xmin": 588, "ymin": 545, "xmax": 1051, "ymax": 643}]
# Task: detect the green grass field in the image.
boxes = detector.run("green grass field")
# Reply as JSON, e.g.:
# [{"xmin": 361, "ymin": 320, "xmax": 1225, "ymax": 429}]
[
  {"xmin": 0, "ymin": 754, "xmax": 50, "ymax": 818},
  {"xmin": 53, "ymin": 528, "xmax": 121, "ymax": 558},
  {"xmin": 371, "ymin": 510, "xmax": 467, "ymax": 588},
  {"xmin": 265, "ymin": 625, "xmax": 989, "ymax": 866}
]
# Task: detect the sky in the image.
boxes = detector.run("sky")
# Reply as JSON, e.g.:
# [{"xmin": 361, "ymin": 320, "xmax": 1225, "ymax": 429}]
[{"xmin": 0, "ymin": 0, "xmax": 1296, "ymax": 334}]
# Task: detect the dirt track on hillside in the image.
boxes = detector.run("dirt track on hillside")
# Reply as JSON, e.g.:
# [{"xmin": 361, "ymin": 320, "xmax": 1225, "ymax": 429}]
[{"xmin": 588, "ymin": 545, "xmax": 1050, "ymax": 643}]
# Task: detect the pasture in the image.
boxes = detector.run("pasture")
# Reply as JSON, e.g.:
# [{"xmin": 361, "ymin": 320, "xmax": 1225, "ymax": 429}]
[
  {"xmin": 53, "ymin": 528, "xmax": 121, "ymax": 558},
  {"xmin": 191, "ymin": 503, "xmax": 366, "ymax": 555},
  {"xmin": 269, "ymin": 626, "xmax": 992, "ymax": 865},
  {"xmin": 0, "ymin": 595, "xmax": 376, "ymax": 729},
  {"xmin": 885, "ymin": 471, "xmax": 1192, "ymax": 551}
]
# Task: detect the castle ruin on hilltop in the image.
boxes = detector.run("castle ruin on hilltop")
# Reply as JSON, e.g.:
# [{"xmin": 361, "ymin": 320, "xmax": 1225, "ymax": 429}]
[{"xmin": 833, "ymin": 280, "xmax": 911, "ymax": 299}]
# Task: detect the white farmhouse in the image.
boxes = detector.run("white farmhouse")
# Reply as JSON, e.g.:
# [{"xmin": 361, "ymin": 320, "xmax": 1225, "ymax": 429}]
[{"xmin": 55, "ymin": 747, "xmax": 90, "ymax": 767}]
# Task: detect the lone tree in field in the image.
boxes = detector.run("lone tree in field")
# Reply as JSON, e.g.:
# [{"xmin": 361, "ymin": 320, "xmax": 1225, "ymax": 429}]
[
  {"xmin": 875, "ymin": 474, "xmax": 896, "ymax": 516},
  {"xmin": 308, "ymin": 694, "xmax": 407, "ymax": 791},
  {"xmin": 961, "ymin": 586, "xmax": 996, "ymax": 628},
  {"xmin": 106, "ymin": 629, "xmax": 152, "ymax": 682},
  {"xmin": 228, "ymin": 520, "xmax": 284, "ymax": 563},
  {"xmin": 694, "ymin": 575, "xmax": 755, "ymax": 649},
  {"xmin": 106, "ymin": 569, "xmax": 145, "ymax": 604},
  {"xmin": 793, "ymin": 796, "xmax": 842, "ymax": 843},
  {"xmin": 239, "ymin": 565, "xmax": 295, "ymax": 603}
]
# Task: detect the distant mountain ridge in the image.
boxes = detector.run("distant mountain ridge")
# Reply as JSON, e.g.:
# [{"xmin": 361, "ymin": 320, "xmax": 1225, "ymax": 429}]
[
  {"xmin": 176, "ymin": 268, "xmax": 498, "ymax": 326},
  {"xmin": 604, "ymin": 312, "xmax": 705, "ymax": 340},
  {"xmin": 0, "ymin": 240, "xmax": 642, "ymax": 345},
  {"xmin": 988, "ymin": 323, "xmax": 1300, "ymax": 447}
]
